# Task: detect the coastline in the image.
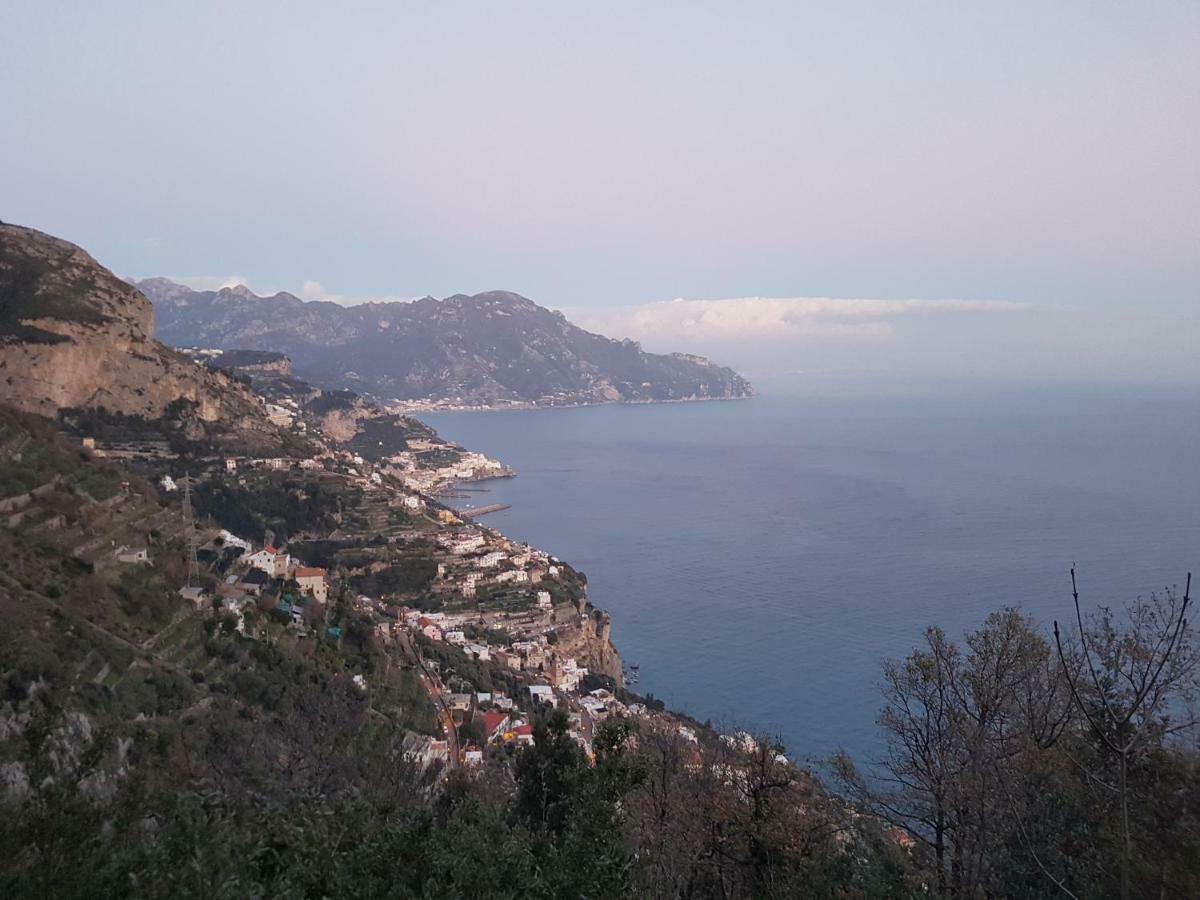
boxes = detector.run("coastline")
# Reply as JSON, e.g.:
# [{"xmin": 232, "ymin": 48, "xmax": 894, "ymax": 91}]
[{"xmin": 385, "ymin": 392, "xmax": 753, "ymax": 416}]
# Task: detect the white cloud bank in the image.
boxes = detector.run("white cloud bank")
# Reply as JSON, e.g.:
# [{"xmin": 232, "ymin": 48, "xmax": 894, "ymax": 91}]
[
  {"xmin": 571, "ymin": 296, "xmax": 1030, "ymax": 344},
  {"xmin": 568, "ymin": 296, "xmax": 1200, "ymax": 387}
]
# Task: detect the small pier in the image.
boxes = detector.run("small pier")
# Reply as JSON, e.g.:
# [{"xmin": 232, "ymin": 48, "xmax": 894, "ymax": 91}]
[{"xmin": 453, "ymin": 503, "xmax": 511, "ymax": 519}]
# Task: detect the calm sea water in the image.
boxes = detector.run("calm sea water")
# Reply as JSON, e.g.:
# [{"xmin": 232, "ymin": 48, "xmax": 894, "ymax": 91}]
[{"xmin": 424, "ymin": 382, "xmax": 1200, "ymax": 763}]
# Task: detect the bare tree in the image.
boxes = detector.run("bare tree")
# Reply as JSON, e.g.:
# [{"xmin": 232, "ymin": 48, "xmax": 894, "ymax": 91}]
[
  {"xmin": 1053, "ymin": 568, "xmax": 1194, "ymax": 900},
  {"xmin": 836, "ymin": 609, "xmax": 1073, "ymax": 898}
]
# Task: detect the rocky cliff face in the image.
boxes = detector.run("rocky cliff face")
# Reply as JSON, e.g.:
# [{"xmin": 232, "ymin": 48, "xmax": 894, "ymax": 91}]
[
  {"xmin": 206, "ymin": 349, "xmax": 293, "ymax": 377},
  {"xmin": 0, "ymin": 223, "xmax": 291, "ymax": 450},
  {"xmin": 138, "ymin": 279, "xmax": 754, "ymax": 406},
  {"xmin": 557, "ymin": 597, "xmax": 624, "ymax": 687}
]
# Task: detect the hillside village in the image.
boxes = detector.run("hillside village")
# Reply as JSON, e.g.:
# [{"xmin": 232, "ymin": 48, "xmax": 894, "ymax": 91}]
[
  {"xmin": 0, "ymin": 367, "xmax": 707, "ymax": 781},
  {"xmin": 167, "ymin": 439, "xmax": 634, "ymax": 771}
]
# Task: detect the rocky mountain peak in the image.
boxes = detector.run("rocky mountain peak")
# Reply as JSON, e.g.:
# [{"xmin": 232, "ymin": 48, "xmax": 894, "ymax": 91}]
[
  {"xmin": 0, "ymin": 223, "xmax": 298, "ymax": 452},
  {"xmin": 2, "ymin": 222, "xmax": 153, "ymax": 344}
]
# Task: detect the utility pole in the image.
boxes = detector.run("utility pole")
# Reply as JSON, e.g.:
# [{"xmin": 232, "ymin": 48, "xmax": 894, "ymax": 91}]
[{"xmin": 181, "ymin": 473, "xmax": 199, "ymax": 587}]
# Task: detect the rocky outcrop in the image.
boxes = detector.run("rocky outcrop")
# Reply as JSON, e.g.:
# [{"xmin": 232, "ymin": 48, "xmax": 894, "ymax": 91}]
[
  {"xmin": 0, "ymin": 223, "xmax": 291, "ymax": 450},
  {"xmin": 138, "ymin": 279, "xmax": 754, "ymax": 406},
  {"xmin": 206, "ymin": 349, "xmax": 293, "ymax": 377},
  {"xmin": 557, "ymin": 597, "xmax": 624, "ymax": 688},
  {"xmin": 300, "ymin": 389, "xmax": 381, "ymax": 443}
]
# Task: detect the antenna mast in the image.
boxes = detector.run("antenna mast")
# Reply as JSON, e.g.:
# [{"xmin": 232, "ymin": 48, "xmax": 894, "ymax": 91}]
[{"xmin": 181, "ymin": 473, "xmax": 199, "ymax": 586}]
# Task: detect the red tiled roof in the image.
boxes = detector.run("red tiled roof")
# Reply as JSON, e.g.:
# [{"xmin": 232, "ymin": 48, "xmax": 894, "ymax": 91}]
[
  {"xmin": 513, "ymin": 724, "xmax": 533, "ymax": 736},
  {"xmin": 261, "ymin": 546, "xmax": 278, "ymax": 555},
  {"xmin": 481, "ymin": 711, "xmax": 509, "ymax": 737},
  {"xmin": 295, "ymin": 566, "xmax": 325, "ymax": 578}
]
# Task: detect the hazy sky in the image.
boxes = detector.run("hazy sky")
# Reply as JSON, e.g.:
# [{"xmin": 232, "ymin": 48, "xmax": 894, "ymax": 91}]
[{"xmin": 3, "ymin": 3, "xmax": 1197, "ymax": 384}]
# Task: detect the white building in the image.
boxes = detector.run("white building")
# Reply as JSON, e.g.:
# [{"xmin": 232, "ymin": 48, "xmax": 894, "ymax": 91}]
[
  {"xmin": 247, "ymin": 547, "xmax": 289, "ymax": 578},
  {"xmin": 476, "ymin": 551, "xmax": 505, "ymax": 569},
  {"xmin": 464, "ymin": 643, "xmax": 490, "ymax": 661},
  {"xmin": 443, "ymin": 531, "xmax": 486, "ymax": 555},
  {"xmin": 114, "ymin": 546, "xmax": 149, "ymax": 564},
  {"xmin": 552, "ymin": 658, "xmax": 587, "ymax": 692},
  {"xmin": 403, "ymin": 734, "xmax": 450, "ymax": 768},
  {"xmin": 528, "ymin": 684, "xmax": 556, "ymax": 707},
  {"xmin": 581, "ymin": 695, "xmax": 607, "ymax": 717}
]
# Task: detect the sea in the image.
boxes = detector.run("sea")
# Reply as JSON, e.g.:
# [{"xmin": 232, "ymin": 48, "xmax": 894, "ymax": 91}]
[{"xmin": 423, "ymin": 380, "xmax": 1200, "ymax": 766}]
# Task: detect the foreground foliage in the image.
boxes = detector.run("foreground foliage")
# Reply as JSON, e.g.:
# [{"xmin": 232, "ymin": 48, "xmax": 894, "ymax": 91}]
[
  {"xmin": 835, "ymin": 582, "xmax": 1199, "ymax": 899},
  {"xmin": 1, "ymin": 711, "xmax": 918, "ymax": 899}
]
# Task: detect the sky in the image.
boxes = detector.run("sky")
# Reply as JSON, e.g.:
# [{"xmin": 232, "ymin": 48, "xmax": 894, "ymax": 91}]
[{"xmin": 2, "ymin": 3, "xmax": 1197, "ymax": 385}]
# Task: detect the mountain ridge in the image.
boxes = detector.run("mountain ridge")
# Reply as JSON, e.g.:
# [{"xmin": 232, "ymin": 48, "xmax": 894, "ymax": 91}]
[
  {"xmin": 137, "ymin": 278, "xmax": 753, "ymax": 407},
  {"xmin": 0, "ymin": 223, "xmax": 299, "ymax": 452}
]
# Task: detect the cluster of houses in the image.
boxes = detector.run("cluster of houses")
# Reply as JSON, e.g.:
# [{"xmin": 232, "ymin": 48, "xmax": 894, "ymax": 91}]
[
  {"xmin": 155, "ymin": 454, "xmax": 732, "ymax": 782},
  {"xmin": 151, "ymin": 403, "xmax": 645, "ymax": 768},
  {"xmin": 244, "ymin": 545, "xmax": 329, "ymax": 603},
  {"xmin": 437, "ymin": 680, "xmax": 630, "ymax": 765},
  {"xmin": 434, "ymin": 526, "xmax": 561, "ymax": 601},
  {"xmin": 394, "ymin": 608, "xmax": 632, "ymax": 760},
  {"xmin": 384, "ymin": 446, "xmax": 509, "ymax": 493},
  {"xmin": 171, "ymin": 528, "xmax": 332, "ymax": 637},
  {"xmin": 404, "ymin": 611, "xmax": 584, "ymax": 687}
]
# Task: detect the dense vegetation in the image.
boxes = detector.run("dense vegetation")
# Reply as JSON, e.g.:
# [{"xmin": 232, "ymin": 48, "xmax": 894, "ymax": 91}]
[
  {"xmin": 0, "ymin": 710, "xmax": 918, "ymax": 899},
  {"xmin": 344, "ymin": 414, "xmax": 441, "ymax": 461},
  {"xmin": 0, "ymin": 408, "xmax": 94, "ymax": 496},
  {"xmin": 193, "ymin": 476, "xmax": 352, "ymax": 543},
  {"xmin": 350, "ymin": 559, "xmax": 439, "ymax": 598}
]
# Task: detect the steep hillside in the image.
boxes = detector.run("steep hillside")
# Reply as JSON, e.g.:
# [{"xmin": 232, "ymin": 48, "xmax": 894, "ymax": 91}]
[
  {"xmin": 138, "ymin": 279, "xmax": 753, "ymax": 406},
  {"xmin": 0, "ymin": 223, "xmax": 296, "ymax": 452},
  {"xmin": 0, "ymin": 408, "xmax": 908, "ymax": 899}
]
